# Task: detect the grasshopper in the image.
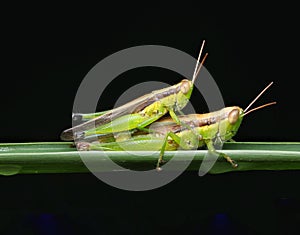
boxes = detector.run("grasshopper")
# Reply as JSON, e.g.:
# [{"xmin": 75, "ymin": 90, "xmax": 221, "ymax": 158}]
[
  {"xmin": 60, "ymin": 41, "xmax": 208, "ymax": 141},
  {"xmin": 77, "ymin": 82, "xmax": 276, "ymax": 170}
]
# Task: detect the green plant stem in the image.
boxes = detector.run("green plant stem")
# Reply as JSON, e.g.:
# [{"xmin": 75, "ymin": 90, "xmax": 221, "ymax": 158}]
[{"xmin": 0, "ymin": 142, "xmax": 300, "ymax": 175}]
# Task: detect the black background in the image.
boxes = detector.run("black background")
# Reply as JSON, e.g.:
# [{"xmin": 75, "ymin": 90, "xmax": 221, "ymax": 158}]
[{"xmin": 1, "ymin": 8, "xmax": 300, "ymax": 235}]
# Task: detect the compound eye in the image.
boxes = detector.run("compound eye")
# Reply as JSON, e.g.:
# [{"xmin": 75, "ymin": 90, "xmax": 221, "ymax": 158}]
[
  {"xmin": 228, "ymin": 109, "xmax": 240, "ymax": 124},
  {"xmin": 180, "ymin": 80, "xmax": 191, "ymax": 94}
]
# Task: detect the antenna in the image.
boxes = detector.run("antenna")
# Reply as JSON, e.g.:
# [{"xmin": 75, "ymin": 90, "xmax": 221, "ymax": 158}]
[
  {"xmin": 192, "ymin": 40, "xmax": 206, "ymax": 84},
  {"xmin": 193, "ymin": 53, "xmax": 208, "ymax": 81},
  {"xmin": 244, "ymin": 82, "xmax": 273, "ymax": 112},
  {"xmin": 244, "ymin": 102, "xmax": 276, "ymax": 116}
]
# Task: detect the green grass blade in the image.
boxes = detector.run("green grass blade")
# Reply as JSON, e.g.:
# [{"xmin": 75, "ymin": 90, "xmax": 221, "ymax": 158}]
[{"xmin": 0, "ymin": 142, "xmax": 300, "ymax": 175}]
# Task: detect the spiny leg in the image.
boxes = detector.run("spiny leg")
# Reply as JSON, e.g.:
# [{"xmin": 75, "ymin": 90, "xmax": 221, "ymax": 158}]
[
  {"xmin": 205, "ymin": 140, "xmax": 238, "ymax": 168},
  {"xmin": 156, "ymin": 131, "xmax": 181, "ymax": 171},
  {"xmin": 219, "ymin": 152, "xmax": 238, "ymax": 168}
]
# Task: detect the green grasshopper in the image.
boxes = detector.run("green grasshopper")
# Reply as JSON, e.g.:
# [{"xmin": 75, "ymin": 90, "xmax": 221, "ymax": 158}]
[
  {"xmin": 77, "ymin": 82, "xmax": 276, "ymax": 170},
  {"xmin": 60, "ymin": 41, "xmax": 208, "ymax": 141}
]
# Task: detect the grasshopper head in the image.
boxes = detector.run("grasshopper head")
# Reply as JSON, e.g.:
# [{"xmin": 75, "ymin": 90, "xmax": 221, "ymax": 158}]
[
  {"xmin": 222, "ymin": 106, "xmax": 244, "ymax": 141},
  {"xmin": 173, "ymin": 79, "xmax": 193, "ymax": 111},
  {"xmin": 180, "ymin": 79, "xmax": 193, "ymax": 99},
  {"xmin": 220, "ymin": 82, "xmax": 275, "ymax": 142}
]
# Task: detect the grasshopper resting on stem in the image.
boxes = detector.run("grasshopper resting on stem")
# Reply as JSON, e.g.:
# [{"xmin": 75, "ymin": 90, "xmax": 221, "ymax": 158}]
[
  {"xmin": 61, "ymin": 41, "xmax": 276, "ymax": 171},
  {"xmin": 61, "ymin": 41, "xmax": 208, "ymax": 141},
  {"xmin": 77, "ymin": 83, "xmax": 275, "ymax": 171}
]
